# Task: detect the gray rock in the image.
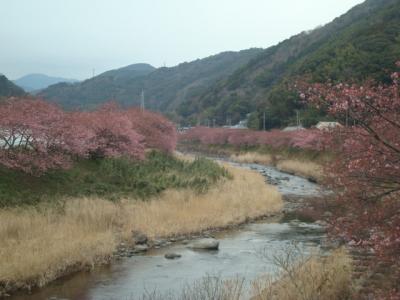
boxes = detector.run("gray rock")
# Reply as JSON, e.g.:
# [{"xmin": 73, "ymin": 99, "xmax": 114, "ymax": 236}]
[
  {"xmin": 152, "ymin": 239, "xmax": 166, "ymax": 247},
  {"xmin": 164, "ymin": 253, "xmax": 182, "ymax": 259},
  {"xmin": 133, "ymin": 244, "xmax": 149, "ymax": 253},
  {"xmin": 132, "ymin": 231, "xmax": 148, "ymax": 245},
  {"xmin": 315, "ymin": 220, "xmax": 328, "ymax": 227},
  {"xmin": 189, "ymin": 238, "xmax": 219, "ymax": 250}
]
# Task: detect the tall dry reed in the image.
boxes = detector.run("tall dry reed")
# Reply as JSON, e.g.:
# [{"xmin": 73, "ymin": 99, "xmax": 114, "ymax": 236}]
[{"xmin": 0, "ymin": 164, "xmax": 282, "ymax": 293}]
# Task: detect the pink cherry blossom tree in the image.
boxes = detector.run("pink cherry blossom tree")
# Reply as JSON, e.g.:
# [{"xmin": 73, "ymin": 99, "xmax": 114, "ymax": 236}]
[{"xmin": 298, "ymin": 61, "xmax": 400, "ymax": 298}]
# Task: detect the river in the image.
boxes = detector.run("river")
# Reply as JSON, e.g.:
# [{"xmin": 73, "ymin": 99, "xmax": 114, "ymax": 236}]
[{"xmin": 10, "ymin": 161, "xmax": 326, "ymax": 300}]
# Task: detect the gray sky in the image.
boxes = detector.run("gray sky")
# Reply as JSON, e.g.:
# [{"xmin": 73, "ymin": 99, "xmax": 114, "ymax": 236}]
[{"xmin": 1, "ymin": 0, "xmax": 365, "ymax": 80}]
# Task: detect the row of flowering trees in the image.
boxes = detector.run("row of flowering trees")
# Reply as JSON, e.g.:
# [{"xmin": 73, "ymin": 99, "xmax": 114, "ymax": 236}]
[
  {"xmin": 0, "ymin": 98, "xmax": 177, "ymax": 175},
  {"xmin": 179, "ymin": 126, "xmax": 322, "ymax": 151},
  {"xmin": 299, "ymin": 62, "xmax": 400, "ymax": 298}
]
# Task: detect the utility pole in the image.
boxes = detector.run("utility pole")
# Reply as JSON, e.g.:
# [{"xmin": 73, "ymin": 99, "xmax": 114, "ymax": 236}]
[
  {"xmin": 263, "ymin": 111, "xmax": 266, "ymax": 131},
  {"xmin": 140, "ymin": 89, "xmax": 145, "ymax": 111},
  {"xmin": 92, "ymin": 68, "xmax": 95, "ymax": 78}
]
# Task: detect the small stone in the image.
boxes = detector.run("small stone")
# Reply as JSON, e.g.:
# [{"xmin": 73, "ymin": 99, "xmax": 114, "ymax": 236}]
[
  {"xmin": 315, "ymin": 220, "xmax": 328, "ymax": 226},
  {"xmin": 133, "ymin": 244, "xmax": 149, "ymax": 253},
  {"xmin": 164, "ymin": 253, "xmax": 182, "ymax": 259},
  {"xmin": 307, "ymin": 177, "xmax": 317, "ymax": 183}
]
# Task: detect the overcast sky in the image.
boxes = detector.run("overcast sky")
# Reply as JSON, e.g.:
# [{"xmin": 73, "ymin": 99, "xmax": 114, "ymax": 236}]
[{"xmin": 1, "ymin": 0, "xmax": 365, "ymax": 80}]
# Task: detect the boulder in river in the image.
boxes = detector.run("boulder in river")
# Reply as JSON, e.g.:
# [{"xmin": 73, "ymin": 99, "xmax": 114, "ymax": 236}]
[
  {"xmin": 189, "ymin": 238, "xmax": 219, "ymax": 250},
  {"xmin": 164, "ymin": 253, "xmax": 182, "ymax": 260},
  {"xmin": 133, "ymin": 244, "xmax": 149, "ymax": 253},
  {"xmin": 152, "ymin": 239, "xmax": 166, "ymax": 247}
]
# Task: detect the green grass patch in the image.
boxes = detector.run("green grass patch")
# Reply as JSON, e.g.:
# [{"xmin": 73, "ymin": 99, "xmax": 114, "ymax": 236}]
[{"xmin": 0, "ymin": 151, "xmax": 230, "ymax": 207}]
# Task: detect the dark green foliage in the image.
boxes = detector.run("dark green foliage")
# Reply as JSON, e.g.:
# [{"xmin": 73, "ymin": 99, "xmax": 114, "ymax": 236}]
[
  {"xmin": 0, "ymin": 151, "xmax": 229, "ymax": 207},
  {"xmin": 0, "ymin": 75, "xmax": 26, "ymax": 99},
  {"xmin": 181, "ymin": 0, "xmax": 400, "ymax": 128},
  {"xmin": 39, "ymin": 50, "xmax": 263, "ymax": 121}
]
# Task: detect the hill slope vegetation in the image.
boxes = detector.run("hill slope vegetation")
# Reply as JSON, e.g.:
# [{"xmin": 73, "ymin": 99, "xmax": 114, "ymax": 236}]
[
  {"xmin": 179, "ymin": 0, "xmax": 400, "ymax": 127},
  {"xmin": 39, "ymin": 50, "xmax": 263, "ymax": 117},
  {"xmin": 0, "ymin": 75, "xmax": 26, "ymax": 99}
]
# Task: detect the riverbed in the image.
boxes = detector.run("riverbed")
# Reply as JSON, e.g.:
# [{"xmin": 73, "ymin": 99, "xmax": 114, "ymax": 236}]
[{"xmin": 10, "ymin": 162, "xmax": 325, "ymax": 300}]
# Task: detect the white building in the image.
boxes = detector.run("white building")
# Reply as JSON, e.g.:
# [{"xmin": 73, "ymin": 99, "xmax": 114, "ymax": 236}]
[{"xmin": 316, "ymin": 122, "xmax": 342, "ymax": 130}]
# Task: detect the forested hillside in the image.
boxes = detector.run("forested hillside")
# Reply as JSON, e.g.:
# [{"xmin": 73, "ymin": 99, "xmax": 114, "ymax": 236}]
[
  {"xmin": 180, "ymin": 0, "xmax": 400, "ymax": 128},
  {"xmin": 0, "ymin": 75, "xmax": 26, "ymax": 99},
  {"xmin": 39, "ymin": 50, "xmax": 263, "ymax": 116},
  {"xmin": 39, "ymin": 63, "xmax": 156, "ymax": 110},
  {"xmin": 38, "ymin": 0, "xmax": 400, "ymax": 128}
]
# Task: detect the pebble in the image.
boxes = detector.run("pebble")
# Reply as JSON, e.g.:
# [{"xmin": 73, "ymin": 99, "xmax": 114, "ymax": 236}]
[{"xmin": 164, "ymin": 253, "xmax": 182, "ymax": 260}]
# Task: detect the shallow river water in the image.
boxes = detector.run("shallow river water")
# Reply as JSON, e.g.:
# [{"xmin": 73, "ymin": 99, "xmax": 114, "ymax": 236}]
[{"xmin": 10, "ymin": 162, "xmax": 325, "ymax": 300}]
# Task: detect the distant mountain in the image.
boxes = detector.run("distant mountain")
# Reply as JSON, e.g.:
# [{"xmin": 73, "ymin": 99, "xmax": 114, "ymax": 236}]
[
  {"xmin": 39, "ymin": 0, "xmax": 399, "ymax": 128},
  {"xmin": 38, "ymin": 50, "xmax": 263, "ymax": 115},
  {"xmin": 179, "ymin": 0, "xmax": 400, "ymax": 127},
  {"xmin": 13, "ymin": 73, "xmax": 79, "ymax": 92},
  {"xmin": 0, "ymin": 75, "xmax": 26, "ymax": 99}
]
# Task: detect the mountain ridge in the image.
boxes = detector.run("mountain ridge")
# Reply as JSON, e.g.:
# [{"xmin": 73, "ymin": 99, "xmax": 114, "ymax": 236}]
[
  {"xmin": 181, "ymin": 0, "xmax": 400, "ymax": 127},
  {"xmin": 38, "ymin": 0, "xmax": 400, "ymax": 128},
  {"xmin": 38, "ymin": 49, "xmax": 264, "ymax": 114},
  {"xmin": 13, "ymin": 73, "xmax": 79, "ymax": 92}
]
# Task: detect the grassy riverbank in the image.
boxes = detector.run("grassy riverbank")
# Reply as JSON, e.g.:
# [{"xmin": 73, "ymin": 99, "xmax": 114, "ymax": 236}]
[
  {"xmin": 0, "ymin": 151, "xmax": 228, "ymax": 207},
  {"xmin": 179, "ymin": 143, "xmax": 328, "ymax": 183},
  {"xmin": 0, "ymin": 154, "xmax": 282, "ymax": 295}
]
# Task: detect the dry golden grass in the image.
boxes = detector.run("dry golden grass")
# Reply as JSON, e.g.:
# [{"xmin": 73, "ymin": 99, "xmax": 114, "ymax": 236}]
[
  {"xmin": 0, "ymin": 202, "xmax": 117, "ymax": 291},
  {"xmin": 230, "ymin": 152, "xmax": 323, "ymax": 182},
  {"xmin": 231, "ymin": 153, "xmax": 273, "ymax": 165},
  {"xmin": 119, "ymin": 164, "xmax": 282, "ymax": 238},
  {"xmin": 0, "ymin": 164, "xmax": 282, "ymax": 293},
  {"xmin": 253, "ymin": 248, "xmax": 353, "ymax": 300},
  {"xmin": 276, "ymin": 160, "xmax": 323, "ymax": 182}
]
